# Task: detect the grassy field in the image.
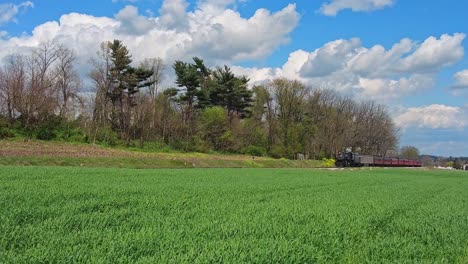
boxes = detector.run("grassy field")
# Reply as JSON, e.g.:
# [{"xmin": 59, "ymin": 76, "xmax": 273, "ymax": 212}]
[
  {"xmin": 1, "ymin": 166, "xmax": 467, "ymax": 263},
  {"xmin": 0, "ymin": 140, "xmax": 324, "ymax": 169}
]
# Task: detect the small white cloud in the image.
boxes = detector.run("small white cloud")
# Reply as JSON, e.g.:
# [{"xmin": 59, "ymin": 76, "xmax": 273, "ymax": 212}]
[
  {"xmin": 0, "ymin": 1, "xmax": 34, "ymax": 25},
  {"xmin": 450, "ymin": 70, "xmax": 468, "ymax": 94},
  {"xmin": 320, "ymin": 0, "xmax": 394, "ymax": 16},
  {"xmin": 454, "ymin": 70, "xmax": 468, "ymax": 87},
  {"xmin": 395, "ymin": 104, "xmax": 468, "ymax": 129}
]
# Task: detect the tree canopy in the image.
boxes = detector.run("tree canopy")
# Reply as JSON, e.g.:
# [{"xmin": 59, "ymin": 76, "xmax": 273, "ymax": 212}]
[{"xmin": 0, "ymin": 39, "xmax": 401, "ymax": 159}]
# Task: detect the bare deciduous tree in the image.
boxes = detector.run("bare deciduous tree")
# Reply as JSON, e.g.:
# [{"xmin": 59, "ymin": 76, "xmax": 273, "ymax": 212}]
[{"xmin": 54, "ymin": 46, "xmax": 81, "ymax": 118}]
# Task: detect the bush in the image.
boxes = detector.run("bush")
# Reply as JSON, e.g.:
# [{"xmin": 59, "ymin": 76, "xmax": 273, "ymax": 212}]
[
  {"xmin": 65, "ymin": 133, "xmax": 86, "ymax": 143},
  {"xmin": 322, "ymin": 158, "xmax": 336, "ymax": 168},
  {"xmin": 242, "ymin": 146, "xmax": 266, "ymax": 157},
  {"xmin": 0, "ymin": 127, "xmax": 15, "ymax": 139},
  {"xmin": 92, "ymin": 127, "xmax": 119, "ymax": 146},
  {"xmin": 56, "ymin": 124, "xmax": 86, "ymax": 143},
  {"xmin": 36, "ymin": 127, "xmax": 57, "ymax": 140},
  {"xmin": 31, "ymin": 117, "xmax": 85, "ymax": 142},
  {"xmin": 33, "ymin": 115, "xmax": 64, "ymax": 140}
]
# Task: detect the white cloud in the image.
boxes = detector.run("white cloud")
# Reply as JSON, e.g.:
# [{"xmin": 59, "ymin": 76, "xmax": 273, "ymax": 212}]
[
  {"xmin": 345, "ymin": 33, "xmax": 465, "ymax": 78},
  {"xmin": 450, "ymin": 70, "xmax": 468, "ymax": 95},
  {"xmin": 0, "ymin": 1, "xmax": 33, "ymax": 25},
  {"xmin": 454, "ymin": 70, "xmax": 468, "ymax": 87},
  {"xmin": 358, "ymin": 75, "xmax": 434, "ymax": 101},
  {"xmin": 232, "ymin": 34, "xmax": 465, "ymax": 102},
  {"xmin": 159, "ymin": 0, "xmax": 189, "ymax": 30},
  {"xmin": 300, "ymin": 38, "xmax": 361, "ymax": 77},
  {"xmin": 196, "ymin": 0, "xmax": 248, "ymax": 14},
  {"xmin": 115, "ymin": 5, "xmax": 156, "ymax": 35},
  {"xmin": 400, "ymin": 33, "xmax": 466, "ymax": 73},
  {"xmin": 395, "ymin": 104, "xmax": 468, "ymax": 129},
  {"xmin": 0, "ymin": 1, "xmax": 299, "ymax": 81},
  {"xmin": 231, "ymin": 66, "xmax": 279, "ymax": 85},
  {"xmin": 185, "ymin": 4, "xmax": 299, "ymax": 62},
  {"xmin": 197, "ymin": 0, "xmax": 235, "ymax": 13},
  {"xmin": 320, "ymin": 0, "xmax": 394, "ymax": 16},
  {"xmin": 347, "ymin": 38, "xmax": 414, "ymax": 77}
]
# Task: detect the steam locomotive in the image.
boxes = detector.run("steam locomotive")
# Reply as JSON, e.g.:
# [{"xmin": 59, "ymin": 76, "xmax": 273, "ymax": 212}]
[{"xmin": 335, "ymin": 150, "xmax": 422, "ymax": 167}]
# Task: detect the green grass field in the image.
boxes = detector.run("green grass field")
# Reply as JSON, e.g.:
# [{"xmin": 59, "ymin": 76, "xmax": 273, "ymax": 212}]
[{"xmin": 1, "ymin": 166, "xmax": 467, "ymax": 263}]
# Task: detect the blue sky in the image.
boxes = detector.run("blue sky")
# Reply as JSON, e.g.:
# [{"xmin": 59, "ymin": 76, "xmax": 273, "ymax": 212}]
[{"xmin": 1, "ymin": 0, "xmax": 468, "ymax": 156}]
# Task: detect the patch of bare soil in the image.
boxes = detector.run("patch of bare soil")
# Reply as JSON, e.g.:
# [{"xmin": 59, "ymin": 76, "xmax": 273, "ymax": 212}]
[{"xmin": 0, "ymin": 141, "xmax": 136, "ymax": 158}]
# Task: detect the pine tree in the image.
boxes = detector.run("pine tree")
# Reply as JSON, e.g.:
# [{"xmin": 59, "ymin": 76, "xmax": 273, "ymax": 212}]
[
  {"xmin": 211, "ymin": 66, "xmax": 252, "ymax": 119},
  {"xmin": 106, "ymin": 39, "xmax": 154, "ymax": 140}
]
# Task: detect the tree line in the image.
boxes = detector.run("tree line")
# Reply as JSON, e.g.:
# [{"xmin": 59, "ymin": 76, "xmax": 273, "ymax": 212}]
[{"xmin": 0, "ymin": 40, "xmax": 399, "ymax": 159}]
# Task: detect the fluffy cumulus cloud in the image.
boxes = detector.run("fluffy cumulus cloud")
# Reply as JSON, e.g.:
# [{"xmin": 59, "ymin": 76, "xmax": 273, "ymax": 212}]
[
  {"xmin": 115, "ymin": 5, "xmax": 156, "ymax": 35},
  {"xmin": 0, "ymin": 0, "xmax": 299, "ymax": 75},
  {"xmin": 158, "ymin": 0, "xmax": 190, "ymax": 30},
  {"xmin": 232, "ymin": 33, "xmax": 465, "ymax": 102},
  {"xmin": 400, "ymin": 34, "xmax": 466, "ymax": 73},
  {"xmin": 300, "ymin": 38, "xmax": 361, "ymax": 77},
  {"xmin": 197, "ymin": 0, "xmax": 240, "ymax": 13},
  {"xmin": 320, "ymin": 0, "xmax": 394, "ymax": 16},
  {"xmin": 0, "ymin": 1, "xmax": 33, "ymax": 25},
  {"xmin": 394, "ymin": 104, "xmax": 468, "ymax": 129}
]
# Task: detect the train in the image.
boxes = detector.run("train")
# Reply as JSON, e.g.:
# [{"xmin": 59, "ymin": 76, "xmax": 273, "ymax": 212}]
[{"xmin": 335, "ymin": 150, "xmax": 422, "ymax": 167}]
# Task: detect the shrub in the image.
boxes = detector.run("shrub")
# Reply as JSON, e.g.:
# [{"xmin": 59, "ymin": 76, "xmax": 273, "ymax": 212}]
[
  {"xmin": 0, "ymin": 127, "xmax": 15, "ymax": 139},
  {"xmin": 92, "ymin": 127, "xmax": 119, "ymax": 146},
  {"xmin": 57, "ymin": 124, "xmax": 86, "ymax": 143},
  {"xmin": 33, "ymin": 115, "xmax": 64, "ymax": 140},
  {"xmin": 65, "ymin": 133, "xmax": 86, "ymax": 143},
  {"xmin": 36, "ymin": 127, "xmax": 57, "ymax": 140},
  {"xmin": 322, "ymin": 158, "xmax": 336, "ymax": 168}
]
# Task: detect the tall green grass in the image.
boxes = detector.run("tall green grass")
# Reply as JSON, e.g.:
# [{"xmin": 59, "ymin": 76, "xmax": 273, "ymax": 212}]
[{"xmin": 1, "ymin": 167, "xmax": 467, "ymax": 263}]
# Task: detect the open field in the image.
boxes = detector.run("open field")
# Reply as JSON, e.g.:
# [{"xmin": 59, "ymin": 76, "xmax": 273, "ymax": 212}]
[
  {"xmin": 0, "ymin": 140, "xmax": 323, "ymax": 169},
  {"xmin": 1, "ymin": 166, "xmax": 467, "ymax": 263}
]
